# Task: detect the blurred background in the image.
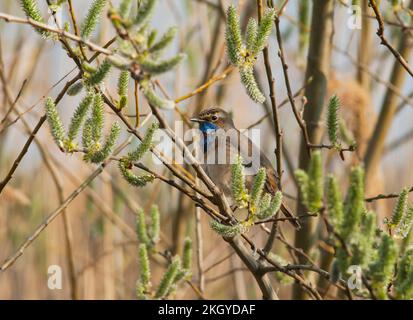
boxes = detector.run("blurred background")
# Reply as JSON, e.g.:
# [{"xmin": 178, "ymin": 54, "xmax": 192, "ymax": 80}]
[{"xmin": 0, "ymin": 0, "xmax": 412, "ymax": 299}]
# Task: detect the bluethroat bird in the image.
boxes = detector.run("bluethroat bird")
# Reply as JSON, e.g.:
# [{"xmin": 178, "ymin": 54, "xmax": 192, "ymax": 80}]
[{"xmin": 191, "ymin": 107, "xmax": 300, "ymax": 229}]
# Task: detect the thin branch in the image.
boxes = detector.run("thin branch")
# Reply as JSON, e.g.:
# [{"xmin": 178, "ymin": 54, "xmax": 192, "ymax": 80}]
[
  {"xmin": 369, "ymin": 0, "xmax": 413, "ymax": 78},
  {"xmin": 0, "ymin": 164, "xmax": 105, "ymax": 271},
  {"xmin": 0, "ymin": 12, "xmax": 112, "ymax": 56},
  {"xmin": 174, "ymin": 66, "xmax": 234, "ymax": 104}
]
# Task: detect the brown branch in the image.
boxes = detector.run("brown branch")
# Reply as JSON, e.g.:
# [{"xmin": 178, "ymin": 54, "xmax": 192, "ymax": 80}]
[
  {"xmin": 273, "ymin": 10, "xmax": 311, "ymax": 158},
  {"xmin": 0, "ymin": 164, "xmax": 105, "ymax": 271},
  {"xmin": 365, "ymin": 186, "xmax": 413, "ymax": 202},
  {"xmin": 369, "ymin": 0, "xmax": 413, "ymax": 78},
  {"xmin": 0, "ymin": 13, "xmax": 112, "ymax": 56},
  {"xmin": 0, "ymin": 74, "xmax": 80, "ymax": 195},
  {"xmin": 174, "ymin": 66, "xmax": 234, "ymax": 104}
]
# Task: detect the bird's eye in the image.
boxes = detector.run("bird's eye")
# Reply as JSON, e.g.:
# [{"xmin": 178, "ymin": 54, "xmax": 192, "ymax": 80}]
[{"xmin": 211, "ymin": 115, "xmax": 218, "ymax": 121}]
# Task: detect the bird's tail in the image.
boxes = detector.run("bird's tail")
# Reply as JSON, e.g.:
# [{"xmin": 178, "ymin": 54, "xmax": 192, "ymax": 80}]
[{"xmin": 281, "ymin": 203, "xmax": 301, "ymax": 229}]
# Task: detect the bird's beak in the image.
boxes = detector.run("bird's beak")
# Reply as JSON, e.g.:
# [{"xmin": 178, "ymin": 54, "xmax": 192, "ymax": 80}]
[{"xmin": 190, "ymin": 118, "xmax": 204, "ymax": 123}]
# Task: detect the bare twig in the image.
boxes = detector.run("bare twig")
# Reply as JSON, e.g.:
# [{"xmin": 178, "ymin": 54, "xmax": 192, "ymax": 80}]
[{"xmin": 368, "ymin": 0, "xmax": 413, "ymax": 78}]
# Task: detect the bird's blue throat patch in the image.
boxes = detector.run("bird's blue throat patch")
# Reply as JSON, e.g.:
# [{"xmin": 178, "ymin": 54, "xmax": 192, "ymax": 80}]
[
  {"xmin": 199, "ymin": 122, "xmax": 218, "ymax": 133},
  {"xmin": 199, "ymin": 122, "xmax": 218, "ymax": 150}
]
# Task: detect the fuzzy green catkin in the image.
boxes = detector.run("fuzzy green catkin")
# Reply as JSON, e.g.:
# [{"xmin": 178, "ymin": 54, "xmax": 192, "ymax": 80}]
[
  {"xmin": 119, "ymin": 0, "xmax": 133, "ymax": 19},
  {"xmin": 67, "ymin": 82, "xmax": 84, "ymax": 96},
  {"xmin": 394, "ymin": 247, "xmax": 413, "ymax": 299},
  {"xmin": 135, "ymin": 0, "xmax": 156, "ymax": 27},
  {"xmin": 82, "ymin": 118, "xmax": 93, "ymax": 150},
  {"xmin": 138, "ymin": 243, "xmax": 151, "ymax": 289},
  {"xmin": 326, "ymin": 175, "xmax": 343, "ymax": 231},
  {"xmin": 339, "ymin": 120, "xmax": 356, "ymax": 147},
  {"xmin": 182, "ymin": 237, "xmax": 192, "ymax": 272},
  {"xmin": 136, "ymin": 208, "xmax": 150, "ymax": 245},
  {"xmin": 226, "ymin": 5, "xmax": 243, "ymax": 66},
  {"xmin": 136, "ymin": 280, "xmax": 146, "ymax": 300},
  {"xmin": 141, "ymin": 81, "xmax": 175, "ymax": 110},
  {"xmin": 395, "ymin": 247, "xmax": 413, "ymax": 284},
  {"xmin": 20, "ymin": 0, "xmax": 49, "ymax": 36},
  {"xmin": 85, "ymin": 59, "xmax": 112, "ymax": 87},
  {"xmin": 140, "ymin": 54, "xmax": 186, "ymax": 75},
  {"xmin": 257, "ymin": 191, "xmax": 282, "ymax": 220},
  {"xmin": 250, "ymin": 168, "xmax": 266, "ymax": 209},
  {"xmin": 45, "ymin": 97, "xmax": 66, "ymax": 148},
  {"xmin": 395, "ymin": 264, "xmax": 413, "ymax": 300},
  {"xmin": 149, "ymin": 205, "xmax": 160, "ymax": 244},
  {"xmin": 336, "ymin": 247, "xmax": 350, "ymax": 277},
  {"xmin": 352, "ymin": 211, "xmax": 376, "ymax": 268},
  {"xmin": 341, "ymin": 166, "xmax": 365, "ymax": 241},
  {"xmin": 155, "ymin": 256, "xmax": 181, "ymax": 299},
  {"xmin": 91, "ymin": 94, "xmax": 104, "ymax": 143},
  {"xmin": 295, "ymin": 169, "xmax": 309, "ymax": 208},
  {"xmin": 231, "ymin": 155, "xmax": 248, "ymax": 207},
  {"xmin": 327, "ymin": 95, "xmax": 341, "ymax": 148},
  {"xmin": 210, "ymin": 220, "xmax": 247, "ymax": 238},
  {"xmin": 369, "ymin": 233, "xmax": 398, "ymax": 300},
  {"xmin": 307, "ymin": 151, "xmax": 323, "ymax": 212},
  {"xmin": 81, "ymin": 0, "xmax": 107, "ymax": 39},
  {"xmin": 149, "ymin": 27, "xmax": 177, "ymax": 54},
  {"xmin": 20, "ymin": 0, "xmax": 43, "ymax": 22},
  {"xmin": 253, "ymin": 8, "xmax": 275, "ymax": 56},
  {"xmin": 67, "ymin": 93, "xmax": 94, "ymax": 142},
  {"xmin": 389, "ymin": 187, "xmax": 409, "ymax": 228},
  {"xmin": 119, "ymin": 161, "xmax": 155, "ymax": 187},
  {"xmin": 395, "ymin": 207, "xmax": 413, "ymax": 239},
  {"xmin": 239, "ymin": 66, "xmax": 265, "ymax": 104},
  {"xmin": 269, "ymin": 253, "xmax": 294, "ymax": 285},
  {"xmin": 89, "ymin": 122, "xmax": 121, "ymax": 163},
  {"xmin": 118, "ymin": 71, "xmax": 129, "ymax": 96},
  {"xmin": 245, "ymin": 18, "xmax": 258, "ymax": 53},
  {"xmin": 117, "ymin": 71, "xmax": 129, "ymax": 109},
  {"xmin": 258, "ymin": 193, "xmax": 271, "ymax": 213},
  {"xmin": 128, "ymin": 123, "xmax": 159, "ymax": 161}
]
